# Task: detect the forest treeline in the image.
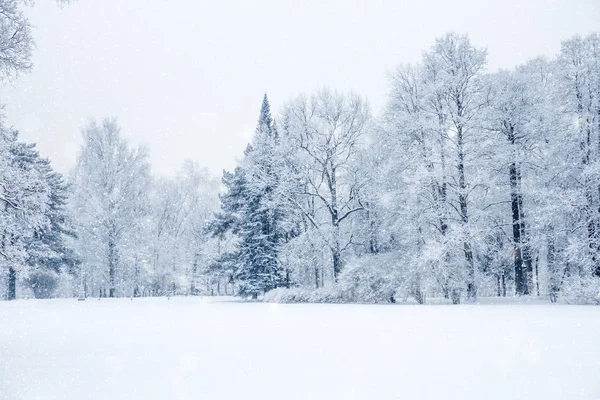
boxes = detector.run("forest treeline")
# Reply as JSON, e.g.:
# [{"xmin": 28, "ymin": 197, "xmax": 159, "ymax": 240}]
[
  {"xmin": 1, "ymin": 0, "xmax": 599, "ymax": 303},
  {"xmin": 208, "ymin": 31, "xmax": 600, "ymax": 305}
]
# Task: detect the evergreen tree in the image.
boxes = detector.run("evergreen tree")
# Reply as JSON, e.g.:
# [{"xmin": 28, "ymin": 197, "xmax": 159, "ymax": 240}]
[
  {"xmin": 0, "ymin": 126, "xmax": 51, "ymax": 300},
  {"xmin": 18, "ymin": 144, "xmax": 79, "ymax": 298},
  {"xmin": 212, "ymin": 94, "xmax": 289, "ymax": 297}
]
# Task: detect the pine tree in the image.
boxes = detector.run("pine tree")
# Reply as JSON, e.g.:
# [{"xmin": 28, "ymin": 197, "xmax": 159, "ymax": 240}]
[
  {"xmin": 19, "ymin": 144, "xmax": 78, "ymax": 298},
  {"xmin": 211, "ymin": 94, "xmax": 289, "ymax": 298},
  {"xmin": 0, "ymin": 126, "xmax": 51, "ymax": 300}
]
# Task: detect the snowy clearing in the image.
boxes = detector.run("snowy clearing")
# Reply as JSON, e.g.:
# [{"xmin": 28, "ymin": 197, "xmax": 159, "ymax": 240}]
[{"xmin": 1, "ymin": 297, "xmax": 599, "ymax": 400}]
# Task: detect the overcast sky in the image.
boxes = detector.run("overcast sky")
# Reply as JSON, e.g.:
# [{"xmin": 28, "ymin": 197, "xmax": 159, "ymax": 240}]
[{"xmin": 2, "ymin": 0, "xmax": 599, "ymax": 177}]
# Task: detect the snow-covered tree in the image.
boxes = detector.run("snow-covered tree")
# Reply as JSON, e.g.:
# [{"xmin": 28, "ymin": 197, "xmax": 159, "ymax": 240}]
[
  {"xmin": 282, "ymin": 89, "xmax": 371, "ymax": 282},
  {"xmin": 16, "ymin": 142, "xmax": 78, "ymax": 298},
  {"xmin": 147, "ymin": 160, "xmax": 219, "ymax": 296},
  {"xmin": 485, "ymin": 70, "xmax": 540, "ymax": 295},
  {"xmin": 212, "ymin": 95, "xmax": 295, "ymax": 297},
  {"xmin": 70, "ymin": 118, "xmax": 151, "ymax": 298},
  {"xmin": 0, "ymin": 0, "xmax": 74, "ymax": 81},
  {"xmin": 0, "ymin": 122, "xmax": 51, "ymax": 300}
]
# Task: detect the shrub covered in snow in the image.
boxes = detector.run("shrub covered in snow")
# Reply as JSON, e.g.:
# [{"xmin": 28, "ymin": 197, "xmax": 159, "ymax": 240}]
[
  {"xmin": 263, "ymin": 287, "xmax": 345, "ymax": 303},
  {"xmin": 27, "ymin": 270, "xmax": 59, "ymax": 299},
  {"xmin": 266, "ymin": 253, "xmax": 405, "ymax": 304},
  {"xmin": 560, "ymin": 275, "xmax": 600, "ymax": 305},
  {"xmin": 335, "ymin": 254, "xmax": 401, "ymax": 303}
]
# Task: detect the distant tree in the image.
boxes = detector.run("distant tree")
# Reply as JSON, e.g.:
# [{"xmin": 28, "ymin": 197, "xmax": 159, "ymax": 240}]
[
  {"xmin": 148, "ymin": 161, "xmax": 219, "ymax": 296},
  {"xmin": 71, "ymin": 118, "xmax": 150, "ymax": 298}
]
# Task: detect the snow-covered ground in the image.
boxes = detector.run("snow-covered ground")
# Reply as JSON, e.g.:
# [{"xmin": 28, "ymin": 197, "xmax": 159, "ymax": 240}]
[{"xmin": 1, "ymin": 297, "xmax": 599, "ymax": 400}]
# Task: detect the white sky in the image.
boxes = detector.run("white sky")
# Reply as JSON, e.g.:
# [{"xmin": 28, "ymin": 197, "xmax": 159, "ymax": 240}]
[{"xmin": 2, "ymin": 0, "xmax": 599, "ymax": 177}]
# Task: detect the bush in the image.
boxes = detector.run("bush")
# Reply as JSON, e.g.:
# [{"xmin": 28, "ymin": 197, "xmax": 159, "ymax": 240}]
[
  {"xmin": 27, "ymin": 270, "xmax": 59, "ymax": 299},
  {"xmin": 264, "ymin": 287, "xmax": 345, "ymax": 303},
  {"xmin": 560, "ymin": 275, "xmax": 600, "ymax": 305},
  {"xmin": 265, "ymin": 254, "xmax": 403, "ymax": 304},
  {"xmin": 336, "ymin": 255, "xmax": 400, "ymax": 303}
]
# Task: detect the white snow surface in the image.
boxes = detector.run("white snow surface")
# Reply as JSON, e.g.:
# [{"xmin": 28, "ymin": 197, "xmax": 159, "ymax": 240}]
[{"xmin": 1, "ymin": 297, "xmax": 599, "ymax": 400}]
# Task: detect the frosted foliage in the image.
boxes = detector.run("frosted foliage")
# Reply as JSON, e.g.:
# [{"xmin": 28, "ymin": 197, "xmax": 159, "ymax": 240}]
[
  {"xmin": 264, "ymin": 32, "xmax": 600, "ymax": 304},
  {"xmin": 3, "ymin": 29, "xmax": 600, "ymax": 305},
  {"xmin": 0, "ymin": 118, "xmax": 51, "ymax": 299}
]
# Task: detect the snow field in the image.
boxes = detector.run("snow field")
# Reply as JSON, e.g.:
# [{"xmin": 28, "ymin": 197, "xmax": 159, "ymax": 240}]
[{"xmin": 1, "ymin": 297, "xmax": 599, "ymax": 400}]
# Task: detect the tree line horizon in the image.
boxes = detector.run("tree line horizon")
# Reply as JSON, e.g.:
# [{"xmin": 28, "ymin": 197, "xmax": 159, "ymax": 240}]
[{"xmin": 1, "ymin": 1, "xmax": 599, "ymax": 304}]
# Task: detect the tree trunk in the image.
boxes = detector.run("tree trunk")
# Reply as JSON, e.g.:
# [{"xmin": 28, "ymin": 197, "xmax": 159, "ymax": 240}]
[
  {"xmin": 330, "ymin": 166, "xmax": 342, "ymax": 281},
  {"xmin": 496, "ymin": 275, "xmax": 501, "ymax": 297},
  {"xmin": 315, "ymin": 266, "xmax": 320, "ymax": 289},
  {"xmin": 547, "ymin": 227, "xmax": 560, "ymax": 303},
  {"xmin": 332, "ymin": 242, "xmax": 342, "ymax": 282},
  {"xmin": 133, "ymin": 259, "xmax": 140, "ymax": 297},
  {"xmin": 108, "ymin": 239, "xmax": 117, "ymax": 298},
  {"xmin": 190, "ymin": 258, "xmax": 198, "ymax": 295},
  {"xmin": 517, "ymin": 168, "xmax": 533, "ymax": 293},
  {"xmin": 8, "ymin": 267, "xmax": 16, "ymax": 300},
  {"xmin": 366, "ymin": 203, "xmax": 379, "ymax": 254},
  {"xmin": 535, "ymin": 255, "xmax": 540, "ymax": 296},
  {"xmin": 450, "ymin": 288, "xmax": 461, "ymax": 304},
  {"xmin": 508, "ymin": 126, "xmax": 531, "ymax": 296},
  {"xmin": 457, "ymin": 125, "xmax": 475, "ymax": 300},
  {"xmin": 511, "ymin": 160, "xmax": 526, "ymax": 296},
  {"xmin": 596, "ymin": 102, "xmax": 600, "ymax": 277},
  {"xmin": 464, "ymin": 241, "xmax": 475, "ymax": 299}
]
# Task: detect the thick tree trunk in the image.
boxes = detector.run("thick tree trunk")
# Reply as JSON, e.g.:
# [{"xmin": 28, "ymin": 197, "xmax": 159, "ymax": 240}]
[
  {"xmin": 332, "ymin": 242, "xmax": 342, "ymax": 281},
  {"xmin": 518, "ymin": 177, "xmax": 534, "ymax": 292},
  {"xmin": 8, "ymin": 267, "xmax": 16, "ymax": 300},
  {"xmin": 457, "ymin": 126, "xmax": 475, "ymax": 300},
  {"xmin": 508, "ymin": 127, "xmax": 532, "ymax": 296},
  {"xmin": 511, "ymin": 161, "xmax": 526, "ymax": 296},
  {"xmin": 463, "ymin": 241, "xmax": 476, "ymax": 299}
]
